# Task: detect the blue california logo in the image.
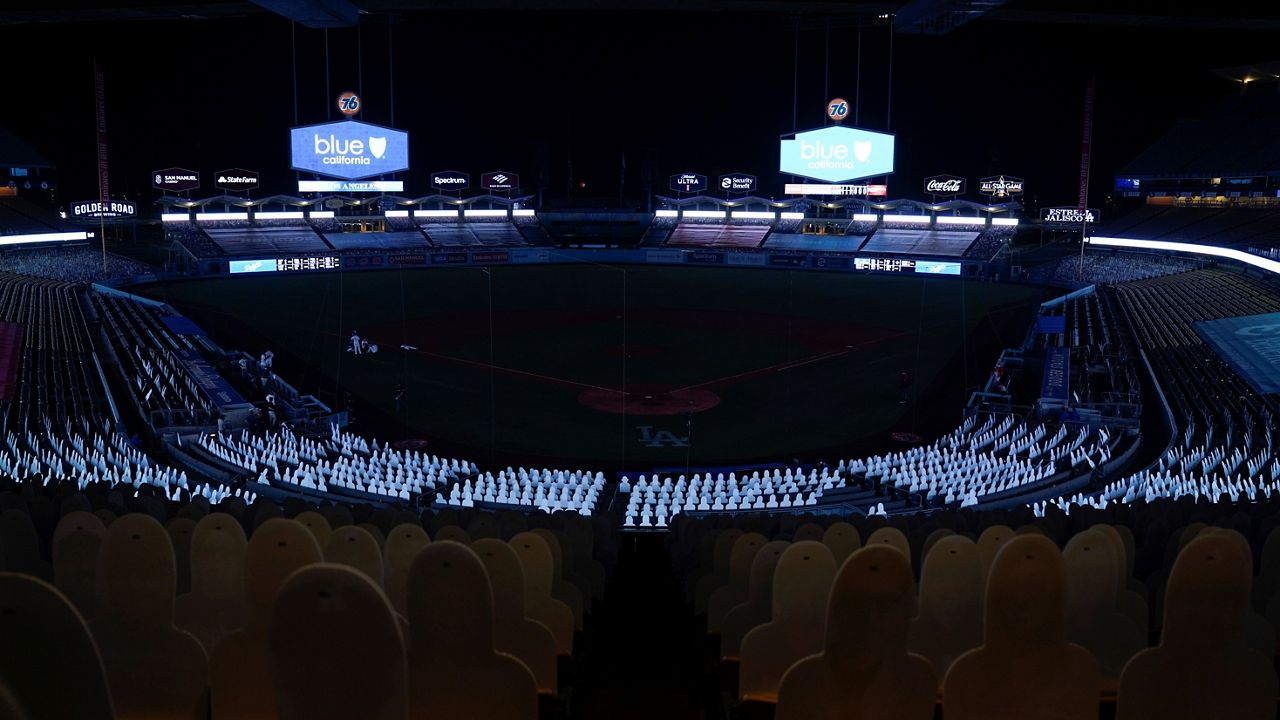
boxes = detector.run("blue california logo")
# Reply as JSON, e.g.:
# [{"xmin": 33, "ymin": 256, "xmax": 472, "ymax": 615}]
[
  {"xmin": 779, "ymin": 125, "xmax": 895, "ymax": 183},
  {"xmin": 290, "ymin": 119, "xmax": 409, "ymax": 180}
]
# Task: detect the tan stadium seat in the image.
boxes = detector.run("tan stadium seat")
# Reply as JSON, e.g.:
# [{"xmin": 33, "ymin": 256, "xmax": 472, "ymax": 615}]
[
  {"xmin": 975, "ymin": 525, "xmax": 1015, "ymax": 583},
  {"xmin": 1063, "ymin": 528, "xmax": 1145, "ymax": 690},
  {"xmin": 1, "ymin": 508, "xmax": 49, "ymax": 580},
  {"xmin": 776, "ymin": 545, "xmax": 936, "ymax": 720},
  {"xmin": 0, "ymin": 573, "xmax": 115, "ymax": 720},
  {"xmin": 293, "ymin": 511, "xmax": 332, "ymax": 546},
  {"xmin": 909, "ymin": 534, "xmax": 984, "ymax": 684},
  {"xmin": 1118, "ymin": 531, "xmax": 1277, "ymax": 720},
  {"xmin": 532, "ymin": 528, "xmax": 585, "ymax": 629},
  {"xmin": 866, "ymin": 526, "xmax": 912, "ymax": 568},
  {"xmin": 356, "ymin": 522, "xmax": 386, "ymax": 548},
  {"xmin": 167, "ymin": 517, "xmax": 197, "ymax": 595},
  {"xmin": 792, "ymin": 522, "xmax": 825, "ymax": 543},
  {"xmin": 821, "ymin": 522, "xmax": 861, "ymax": 567},
  {"xmin": 52, "ymin": 511, "xmax": 108, "ymax": 620},
  {"xmin": 325, "ymin": 525, "xmax": 384, "ymax": 586},
  {"xmin": 383, "ymin": 523, "xmax": 431, "ymax": 616},
  {"xmin": 1197, "ymin": 528, "xmax": 1275, "ymax": 659},
  {"xmin": 695, "ymin": 528, "xmax": 744, "ymax": 615},
  {"xmin": 708, "ymin": 532, "xmax": 766, "ymax": 634},
  {"xmin": 739, "ymin": 541, "xmax": 837, "ymax": 703},
  {"xmin": 467, "ymin": 513, "xmax": 502, "ymax": 540},
  {"xmin": 722, "ymin": 540, "xmax": 789, "ymax": 660},
  {"xmin": 943, "ymin": 534, "xmax": 1099, "ymax": 720},
  {"xmin": 91, "ymin": 513, "xmax": 209, "ymax": 720},
  {"xmin": 434, "ymin": 524, "xmax": 472, "ymax": 544},
  {"xmin": 509, "ymin": 531, "xmax": 575, "ymax": 656},
  {"xmin": 919, "ymin": 528, "xmax": 955, "ymax": 565},
  {"xmin": 210, "ymin": 518, "xmax": 322, "ymax": 720},
  {"xmin": 175, "ymin": 513, "xmax": 248, "ymax": 656},
  {"xmin": 473, "ymin": 538, "xmax": 559, "ymax": 695},
  {"xmin": 1090, "ymin": 523, "xmax": 1149, "ymax": 632},
  {"xmin": 406, "ymin": 542, "xmax": 537, "ymax": 720},
  {"xmin": 270, "ymin": 564, "xmax": 407, "ymax": 720}
]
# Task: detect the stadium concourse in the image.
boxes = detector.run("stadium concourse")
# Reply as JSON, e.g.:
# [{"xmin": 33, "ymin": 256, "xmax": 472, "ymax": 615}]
[{"xmin": 0, "ymin": 191, "xmax": 1279, "ymax": 719}]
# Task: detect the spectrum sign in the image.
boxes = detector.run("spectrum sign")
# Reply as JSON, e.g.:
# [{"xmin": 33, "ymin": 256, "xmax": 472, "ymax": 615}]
[
  {"xmin": 290, "ymin": 120, "xmax": 409, "ymax": 180},
  {"xmin": 779, "ymin": 125, "xmax": 895, "ymax": 183}
]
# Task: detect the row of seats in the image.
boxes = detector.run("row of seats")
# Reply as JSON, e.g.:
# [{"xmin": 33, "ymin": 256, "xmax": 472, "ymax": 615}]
[
  {"xmin": 665, "ymin": 224, "xmax": 771, "ymax": 249},
  {"xmin": 670, "ymin": 498, "xmax": 1280, "ymax": 719},
  {"xmin": 0, "ymin": 480, "xmax": 616, "ymax": 720},
  {"xmin": 1049, "ymin": 269, "xmax": 1280, "ymax": 513}
]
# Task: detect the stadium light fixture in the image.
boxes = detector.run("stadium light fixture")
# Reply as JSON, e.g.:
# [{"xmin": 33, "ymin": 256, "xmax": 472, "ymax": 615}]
[
  {"xmin": 779, "ymin": 212, "xmax": 805, "ymax": 221},
  {"xmin": 1088, "ymin": 236, "xmax": 1280, "ymax": 275},
  {"xmin": 196, "ymin": 212, "xmax": 248, "ymax": 221},
  {"xmin": 0, "ymin": 231, "xmax": 92, "ymax": 246},
  {"xmin": 884, "ymin": 214, "xmax": 930, "ymax": 224},
  {"xmin": 414, "ymin": 210, "xmax": 458, "ymax": 218},
  {"xmin": 308, "ymin": 211, "xmax": 335, "ymax": 219},
  {"xmin": 383, "ymin": 210, "xmax": 410, "ymax": 218},
  {"xmin": 255, "ymin": 211, "xmax": 305, "ymax": 220},
  {"xmin": 655, "ymin": 210, "xmax": 679, "ymax": 218},
  {"xmin": 937, "ymin": 215, "xmax": 984, "ymax": 225},
  {"xmin": 464, "ymin": 209, "xmax": 508, "ymax": 218},
  {"xmin": 992, "ymin": 218, "xmax": 1019, "ymax": 226},
  {"xmin": 682, "ymin": 210, "xmax": 727, "ymax": 219},
  {"xmin": 853, "ymin": 213, "xmax": 879, "ymax": 222},
  {"xmin": 731, "ymin": 211, "xmax": 776, "ymax": 220},
  {"xmin": 161, "ymin": 213, "xmax": 189, "ymax": 222},
  {"xmin": 512, "ymin": 209, "xmax": 536, "ymax": 217}
]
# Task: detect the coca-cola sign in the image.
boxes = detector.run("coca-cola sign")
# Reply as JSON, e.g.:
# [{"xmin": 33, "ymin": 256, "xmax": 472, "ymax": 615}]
[
  {"xmin": 978, "ymin": 175, "xmax": 1025, "ymax": 197},
  {"xmin": 924, "ymin": 174, "xmax": 965, "ymax": 196}
]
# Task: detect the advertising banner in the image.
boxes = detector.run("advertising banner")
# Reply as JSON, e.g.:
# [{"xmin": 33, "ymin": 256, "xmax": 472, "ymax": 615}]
[
  {"xmin": 152, "ymin": 167, "xmax": 200, "ymax": 193},
  {"xmin": 718, "ymin": 173, "xmax": 757, "ymax": 193},
  {"xmin": 669, "ymin": 173, "xmax": 707, "ymax": 193},
  {"xmin": 297, "ymin": 180, "xmax": 403, "ymax": 193},
  {"xmin": 215, "ymin": 169, "xmax": 259, "ymax": 192},
  {"xmin": 290, "ymin": 119, "xmax": 409, "ymax": 180},
  {"xmin": 779, "ymin": 125, "xmax": 895, "ymax": 183},
  {"xmin": 1040, "ymin": 346, "xmax": 1070, "ymax": 402},
  {"xmin": 430, "ymin": 252, "xmax": 469, "ymax": 265},
  {"xmin": 924, "ymin": 174, "xmax": 965, "ymax": 196},
  {"xmin": 978, "ymin": 175, "xmax": 1025, "ymax": 198},
  {"xmin": 1194, "ymin": 312, "xmax": 1280, "ymax": 394},
  {"xmin": 431, "ymin": 170, "xmax": 470, "ymax": 192},
  {"xmin": 1041, "ymin": 207, "xmax": 1100, "ymax": 225},
  {"xmin": 481, "ymin": 171, "xmax": 519, "ymax": 192},
  {"xmin": 69, "ymin": 200, "xmax": 136, "ymax": 221},
  {"xmin": 810, "ymin": 256, "xmax": 850, "ymax": 270}
]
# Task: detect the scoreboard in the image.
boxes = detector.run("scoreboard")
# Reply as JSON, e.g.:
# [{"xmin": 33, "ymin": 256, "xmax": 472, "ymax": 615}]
[{"xmin": 229, "ymin": 257, "xmax": 341, "ymax": 274}]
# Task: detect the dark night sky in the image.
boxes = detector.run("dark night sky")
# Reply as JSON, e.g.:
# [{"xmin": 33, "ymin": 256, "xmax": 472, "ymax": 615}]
[{"xmin": 2, "ymin": 7, "xmax": 1277, "ymax": 208}]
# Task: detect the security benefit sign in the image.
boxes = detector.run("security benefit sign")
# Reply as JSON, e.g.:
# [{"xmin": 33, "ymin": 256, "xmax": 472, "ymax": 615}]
[
  {"xmin": 718, "ymin": 173, "xmax": 757, "ymax": 193},
  {"xmin": 670, "ymin": 173, "xmax": 707, "ymax": 193},
  {"xmin": 779, "ymin": 125, "xmax": 895, "ymax": 183},
  {"xmin": 290, "ymin": 120, "xmax": 409, "ymax": 180},
  {"xmin": 1041, "ymin": 207, "xmax": 1100, "ymax": 226},
  {"xmin": 69, "ymin": 200, "xmax": 136, "ymax": 222}
]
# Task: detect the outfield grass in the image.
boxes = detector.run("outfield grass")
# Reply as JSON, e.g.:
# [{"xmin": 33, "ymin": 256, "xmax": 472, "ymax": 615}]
[{"xmin": 139, "ymin": 265, "xmax": 1044, "ymax": 470}]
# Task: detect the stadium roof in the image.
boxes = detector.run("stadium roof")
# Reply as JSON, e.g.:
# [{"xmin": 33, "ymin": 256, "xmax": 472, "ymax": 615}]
[
  {"xmin": 0, "ymin": 126, "xmax": 53, "ymax": 169},
  {"xmin": 1117, "ymin": 89, "xmax": 1280, "ymax": 180}
]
